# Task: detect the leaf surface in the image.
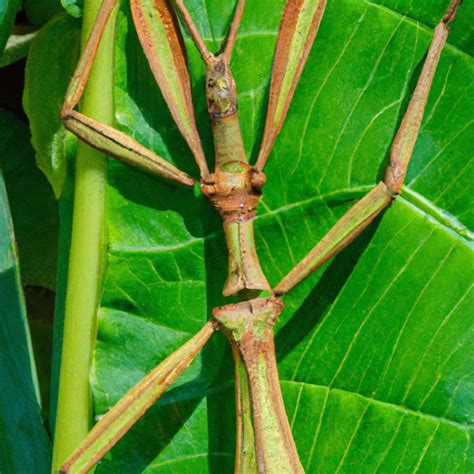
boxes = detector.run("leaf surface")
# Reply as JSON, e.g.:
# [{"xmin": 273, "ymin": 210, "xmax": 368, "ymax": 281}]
[
  {"xmin": 52, "ymin": 0, "xmax": 474, "ymax": 471},
  {"xmin": 0, "ymin": 164, "xmax": 51, "ymax": 473},
  {"xmin": 24, "ymin": 0, "xmax": 63, "ymax": 27},
  {"xmin": 24, "ymin": 12, "xmax": 81, "ymax": 198},
  {"xmin": 0, "ymin": 109, "xmax": 58, "ymax": 289}
]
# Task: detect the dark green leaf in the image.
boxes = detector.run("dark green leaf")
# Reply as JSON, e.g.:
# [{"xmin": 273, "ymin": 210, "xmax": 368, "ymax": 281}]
[
  {"xmin": 0, "ymin": 0, "xmax": 19, "ymax": 54},
  {"xmin": 24, "ymin": 0, "xmax": 64, "ymax": 27},
  {"xmin": 0, "ymin": 109, "xmax": 58, "ymax": 289},
  {"xmin": 0, "ymin": 107, "xmax": 58, "ymax": 421},
  {"xmin": 0, "ymin": 172, "xmax": 51, "ymax": 473},
  {"xmin": 24, "ymin": 12, "xmax": 81, "ymax": 198}
]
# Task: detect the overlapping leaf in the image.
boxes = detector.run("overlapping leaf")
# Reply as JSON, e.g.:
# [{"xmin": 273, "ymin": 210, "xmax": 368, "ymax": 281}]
[
  {"xmin": 24, "ymin": 13, "xmax": 81, "ymax": 198},
  {"xmin": 0, "ymin": 167, "xmax": 51, "ymax": 474},
  {"xmin": 0, "ymin": 109, "xmax": 58, "ymax": 289}
]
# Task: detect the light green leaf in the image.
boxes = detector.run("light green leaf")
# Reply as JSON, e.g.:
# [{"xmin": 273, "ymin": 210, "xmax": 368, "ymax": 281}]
[
  {"xmin": 53, "ymin": 0, "xmax": 473, "ymax": 471},
  {"xmin": 24, "ymin": 12, "xmax": 81, "ymax": 198},
  {"xmin": 278, "ymin": 199, "xmax": 473, "ymax": 472},
  {"xmin": 61, "ymin": 0, "xmax": 83, "ymax": 18},
  {"xmin": 0, "ymin": 172, "xmax": 51, "ymax": 473},
  {"xmin": 0, "ymin": 31, "xmax": 37, "ymax": 68}
]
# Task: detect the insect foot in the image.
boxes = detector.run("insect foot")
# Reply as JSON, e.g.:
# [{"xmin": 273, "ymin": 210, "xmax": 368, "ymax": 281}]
[{"xmin": 214, "ymin": 297, "xmax": 304, "ymax": 474}]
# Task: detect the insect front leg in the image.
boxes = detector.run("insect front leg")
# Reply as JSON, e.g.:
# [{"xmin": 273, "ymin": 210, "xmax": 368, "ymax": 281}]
[
  {"xmin": 256, "ymin": 0, "xmax": 328, "ymax": 171},
  {"xmin": 62, "ymin": 0, "xmax": 195, "ymax": 187}
]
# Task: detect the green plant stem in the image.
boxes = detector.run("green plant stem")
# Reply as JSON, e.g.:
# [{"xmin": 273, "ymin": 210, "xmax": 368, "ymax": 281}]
[{"xmin": 52, "ymin": 1, "xmax": 115, "ymax": 471}]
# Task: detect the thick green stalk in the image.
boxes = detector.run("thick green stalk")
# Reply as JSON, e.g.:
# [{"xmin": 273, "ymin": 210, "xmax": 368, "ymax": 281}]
[{"xmin": 52, "ymin": 1, "xmax": 115, "ymax": 471}]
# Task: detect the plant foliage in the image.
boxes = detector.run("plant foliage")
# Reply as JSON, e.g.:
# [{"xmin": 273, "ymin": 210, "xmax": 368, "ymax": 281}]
[{"xmin": 0, "ymin": 0, "xmax": 472, "ymax": 472}]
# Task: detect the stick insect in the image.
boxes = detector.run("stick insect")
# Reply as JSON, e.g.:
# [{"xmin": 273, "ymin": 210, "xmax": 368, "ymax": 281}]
[{"xmin": 57, "ymin": 0, "xmax": 463, "ymax": 472}]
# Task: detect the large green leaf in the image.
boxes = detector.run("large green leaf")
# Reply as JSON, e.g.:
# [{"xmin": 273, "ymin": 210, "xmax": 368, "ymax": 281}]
[
  {"xmin": 24, "ymin": 0, "xmax": 64, "ymax": 27},
  {"xmin": 24, "ymin": 12, "xmax": 81, "ymax": 198},
  {"xmin": 0, "ymin": 108, "xmax": 59, "ymax": 412},
  {"xmin": 0, "ymin": 109, "xmax": 59, "ymax": 289},
  {"xmin": 0, "ymin": 172, "xmax": 51, "ymax": 473},
  {"xmin": 55, "ymin": 0, "xmax": 472, "ymax": 471}
]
